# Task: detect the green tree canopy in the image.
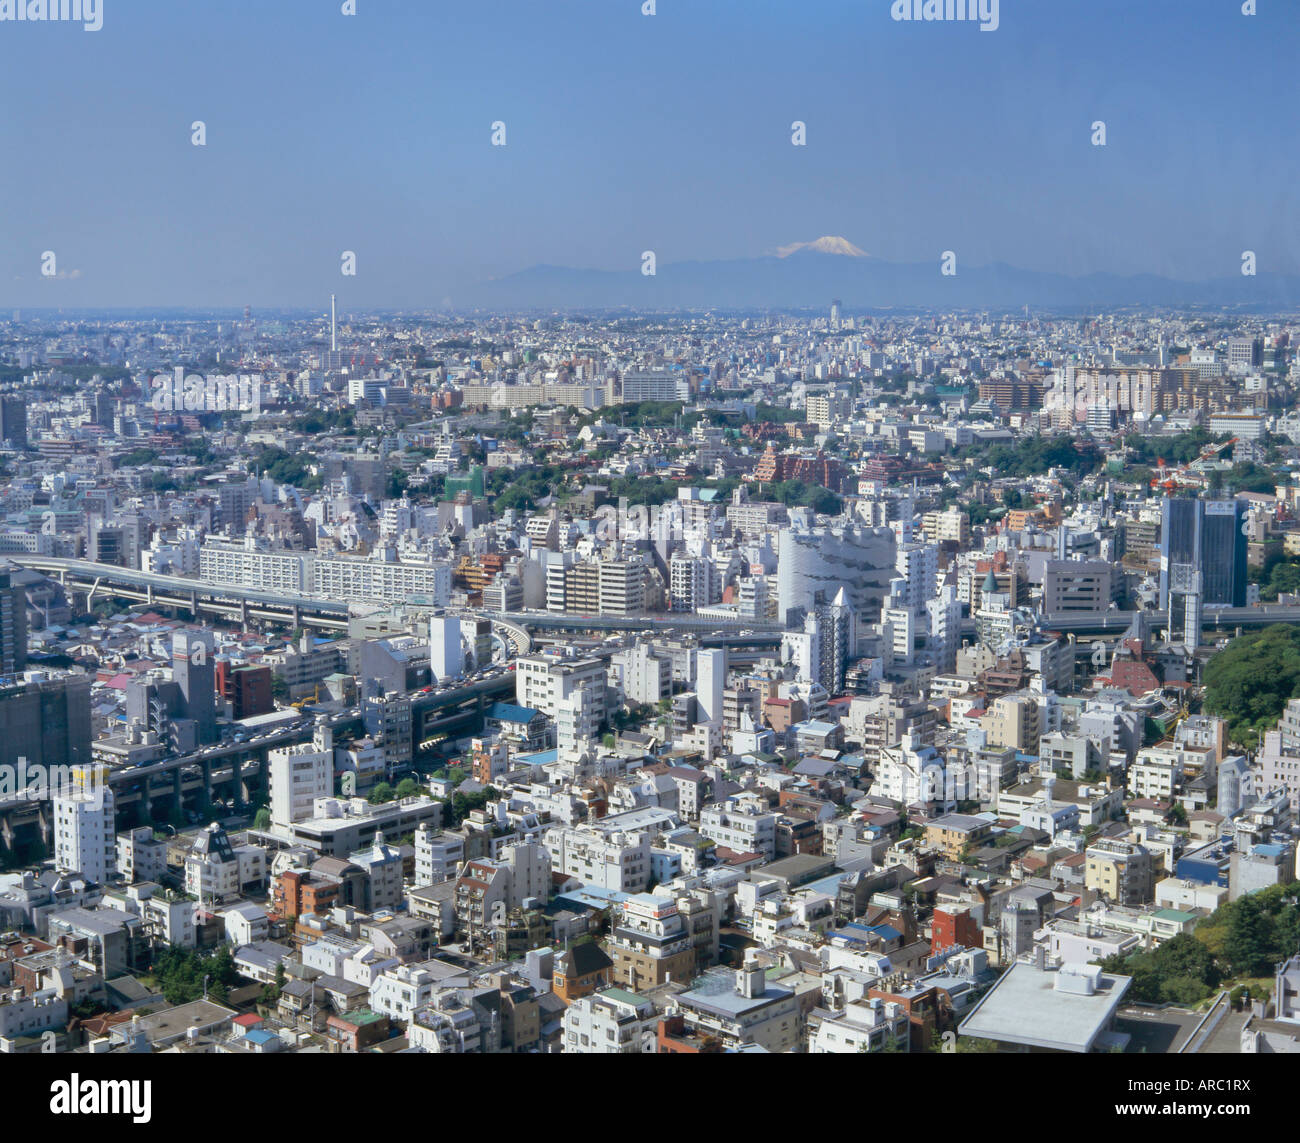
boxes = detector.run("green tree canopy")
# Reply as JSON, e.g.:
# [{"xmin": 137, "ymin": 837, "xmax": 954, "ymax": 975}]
[{"xmin": 1204, "ymin": 625, "xmax": 1300, "ymax": 749}]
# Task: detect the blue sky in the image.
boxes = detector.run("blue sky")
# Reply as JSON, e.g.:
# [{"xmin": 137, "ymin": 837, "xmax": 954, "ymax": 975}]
[{"xmin": 1, "ymin": 0, "xmax": 1296, "ymax": 308}]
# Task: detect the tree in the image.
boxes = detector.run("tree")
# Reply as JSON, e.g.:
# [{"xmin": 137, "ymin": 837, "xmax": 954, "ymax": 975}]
[
  {"xmin": 1225, "ymin": 894, "xmax": 1276, "ymax": 978},
  {"xmin": 394, "ymin": 778, "xmax": 420, "ymax": 800},
  {"xmin": 1203, "ymin": 624, "xmax": 1300, "ymax": 748},
  {"xmin": 367, "ymin": 782, "xmax": 395, "ymax": 805},
  {"xmin": 252, "ymin": 807, "xmax": 271, "ymax": 830}
]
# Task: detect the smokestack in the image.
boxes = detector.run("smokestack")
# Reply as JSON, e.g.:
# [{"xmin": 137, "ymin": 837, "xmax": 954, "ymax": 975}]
[{"xmin": 330, "ymin": 294, "xmax": 337, "ymax": 352}]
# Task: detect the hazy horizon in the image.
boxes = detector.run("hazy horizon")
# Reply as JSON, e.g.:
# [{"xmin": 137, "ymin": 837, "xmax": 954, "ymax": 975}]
[{"xmin": 2, "ymin": 0, "xmax": 1297, "ymax": 309}]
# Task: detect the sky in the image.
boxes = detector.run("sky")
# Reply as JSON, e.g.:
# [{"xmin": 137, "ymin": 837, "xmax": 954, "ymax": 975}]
[{"xmin": 0, "ymin": 0, "xmax": 1297, "ymax": 309}]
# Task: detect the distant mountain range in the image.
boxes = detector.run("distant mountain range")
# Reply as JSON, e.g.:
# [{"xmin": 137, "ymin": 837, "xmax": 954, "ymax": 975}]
[{"xmin": 456, "ymin": 237, "xmax": 1300, "ymax": 312}]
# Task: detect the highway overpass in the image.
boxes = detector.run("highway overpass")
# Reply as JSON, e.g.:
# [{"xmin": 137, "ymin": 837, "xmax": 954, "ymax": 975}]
[
  {"xmin": 1038, "ymin": 606, "xmax": 1300, "ymax": 637},
  {"xmin": 6, "ymin": 556, "xmax": 778, "ymax": 647}
]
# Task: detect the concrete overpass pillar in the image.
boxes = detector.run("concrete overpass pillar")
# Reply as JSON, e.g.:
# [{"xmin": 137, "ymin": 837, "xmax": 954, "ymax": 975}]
[
  {"xmin": 173, "ymin": 767, "xmax": 183, "ymax": 811},
  {"xmin": 240, "ymin": 598, "xmax": 249, "ymax": 628},
  {"xmin": 232, "ymin": 757, "xmax": 246, "ymax": 811},
  {"xmin": 202, "ymin": 758, "xmax": 213, "ymax": 805},
  {"xmin": 292, "ymin": 604, "xmax": 301, "ymax": 629},
  {"xmin": 146, "ymin": 583, "xmax": 154, "ymax": 606}
]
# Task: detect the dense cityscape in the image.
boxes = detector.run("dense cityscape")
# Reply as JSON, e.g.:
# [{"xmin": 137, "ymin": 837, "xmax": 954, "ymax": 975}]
[
  {"xmin": 2, "ymin": 2, "xmax": 1296, "ymax": 1119},
  {"xmin": 0, "ymin": 301, "xmax": 1294, "ymax": 1063}
]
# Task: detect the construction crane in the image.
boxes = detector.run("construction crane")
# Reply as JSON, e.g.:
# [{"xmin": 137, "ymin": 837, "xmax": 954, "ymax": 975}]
[{"xmin": 1150, "ymin": 437, "xmax": 1237, "ymax": 494}]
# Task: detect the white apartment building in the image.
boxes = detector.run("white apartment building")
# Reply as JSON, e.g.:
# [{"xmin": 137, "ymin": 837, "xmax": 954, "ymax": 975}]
[
  {"xmin": 371, "ymin": 964, "xmax": 440, "ymax": 1024},
  {"xmin": 608, "ymin": 643, "xmax": 671, "ymax": 707},
  {"xmin": 557, "ymin": 683, "xmax": 603, "ymax": 760},
  {"xmin": 699, "ymin": 802, "xmax": 777, "ymax": 861},
  {"xmin": 53, "ymin": 769, "xmax": 116, "ymax": 884},
  {"xmin": 810, "ymin": 997, "xmax": 909, "ymax": 1053},
  {"xmin": 200, "ymin": 541, "xmax": 452, "ymax": 605},
  {"xmin": 269, "ymin": 723, "xmax": 334, "ymax": 829},
  {"xmin": 563, "ymin": 989, "xmax": 657, "ymax": 1053},
  {"xmin": 895, "ymin": 543, "xmax": 938, "ymax": 612},
  {"xmin": 543, "ymin": 825, "xmax": 651, "ymax": 893},
  {"xmin": 869, "ymin": 734, "xmax": 958, "ymax": 812},
  {"xmin": 515, "ymin": 652, "xmax": 607, "ymax": 720},
  {"xmin": 669, "ymin": 556, "xmax": 714, "ymax": 613},
  {"xmin": 200, "ymin": 542, "xmax": 311, "ymax": 594},
  {"xmin": 414, "ymin": 824, "xmax": 466, "ymax": 885}
]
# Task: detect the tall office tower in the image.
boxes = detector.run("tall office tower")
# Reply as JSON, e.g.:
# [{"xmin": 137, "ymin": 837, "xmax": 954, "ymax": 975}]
[
  {"xmin": 53, "ymin": 766, "xmax": 116, "ymax": 883},
  {"xmin": 172, "ymin": 630, "xmax": 217, "ymax": 744},
  {"xmin": 830, "ymin": 299, "xmax": 842, "ymax": 329},
  {"xmin": 1159, "ymin": 498, "xmax": 1247, "ymax": 648},
  {"xmin": 0, "ymin": 397, "xmax": 27, "ymax": 449},
  {"xmin": 0, "ymin": 673, "xmax": 91, "ymax": 771},
  {"xmin": 1201, "ymin": 499, "xmax": 1248, "ymax": 608},
  {"xmin": 0, "ymin": 570, "xmax": 27, "ymax": 675},
  {"xmin": 777, "ymin": 523, "xmax": 897, "ymax": 626},
  {"xmin": 813, "ymin": 588, "xmax": 854, "ymax": 695},
  {"xmin": 429, "ymin": 615, "xmax": 465, "ymax": 683},
  {"xmin": 695, "ymin": 648, "xmax": 726, "ymax": 727}
]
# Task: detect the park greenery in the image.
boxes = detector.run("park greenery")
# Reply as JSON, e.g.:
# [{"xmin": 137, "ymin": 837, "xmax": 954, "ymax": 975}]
[
  {"xmin": 246, "ymin": 445, "xmax": 321, "ymax": 491},
  {"xmin": 1203, "ymin": 624, "xmax": 1300, "ymax": 748},
  {"xmin": 959, "ymin": 434, "xmax": 1105, "ymax": 479},
  {"xmin": 1252, "ymin": 551, "xmax": 1300, "ymax": 602},
  {"xmin": 1099, "ymin": 883, "xmax": 1300, "ymax": 1005},
  {"xmin": 151, "ymin": 944, "xmax": 241, "ymax": 1006},
  {"xmin": 1122, "ymin": 428, "xmax": 1231, "ymax": 467}
]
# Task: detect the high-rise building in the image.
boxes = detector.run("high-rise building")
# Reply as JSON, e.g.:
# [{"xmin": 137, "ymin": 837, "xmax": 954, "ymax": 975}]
[
  {"xmin": 695, "ymin": 649, "xmax": 726, "ymax": 727},
  {"xmin": 0, "ymin": 673, "xmax": 91, "ymax": 772},
  {"xmin": 0, "ymin": 397, "xmax": 27, "ymax": 449},
  {"xmin": 777, "ymin": 524, "xmax": 896, "ymax": 626},
  {"xmin": 0, "ymin": 570, "xmax": 27, "ymax": 675},
  {"xmin": 172, "ymin": 630, "xmax": 216, "ymax": 744},
  {"xmin": 1159, "ymin": 498, "xmax": 1246, "ymax": 647},
  {"xmin": 429, "ymin": 615, "xmax": 465, "ymax": 683},
  {"xmin": 1201, "ymin": 500, "xmax": 1248, "ymax": 608},
  {"xmin": 894, "ymin": 543, "xmax": 938, "ymax": 613},
  {"xmin": 1226, "ymin": 337, "xmax": 1263, "ymax": 368},
  {"xmin": 53, "ymin": 766, "xmax": 116, "ymax": 884},
  {"xmin": 669, "ymin": 556, "xmax": 712, "ymax": 613}
]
